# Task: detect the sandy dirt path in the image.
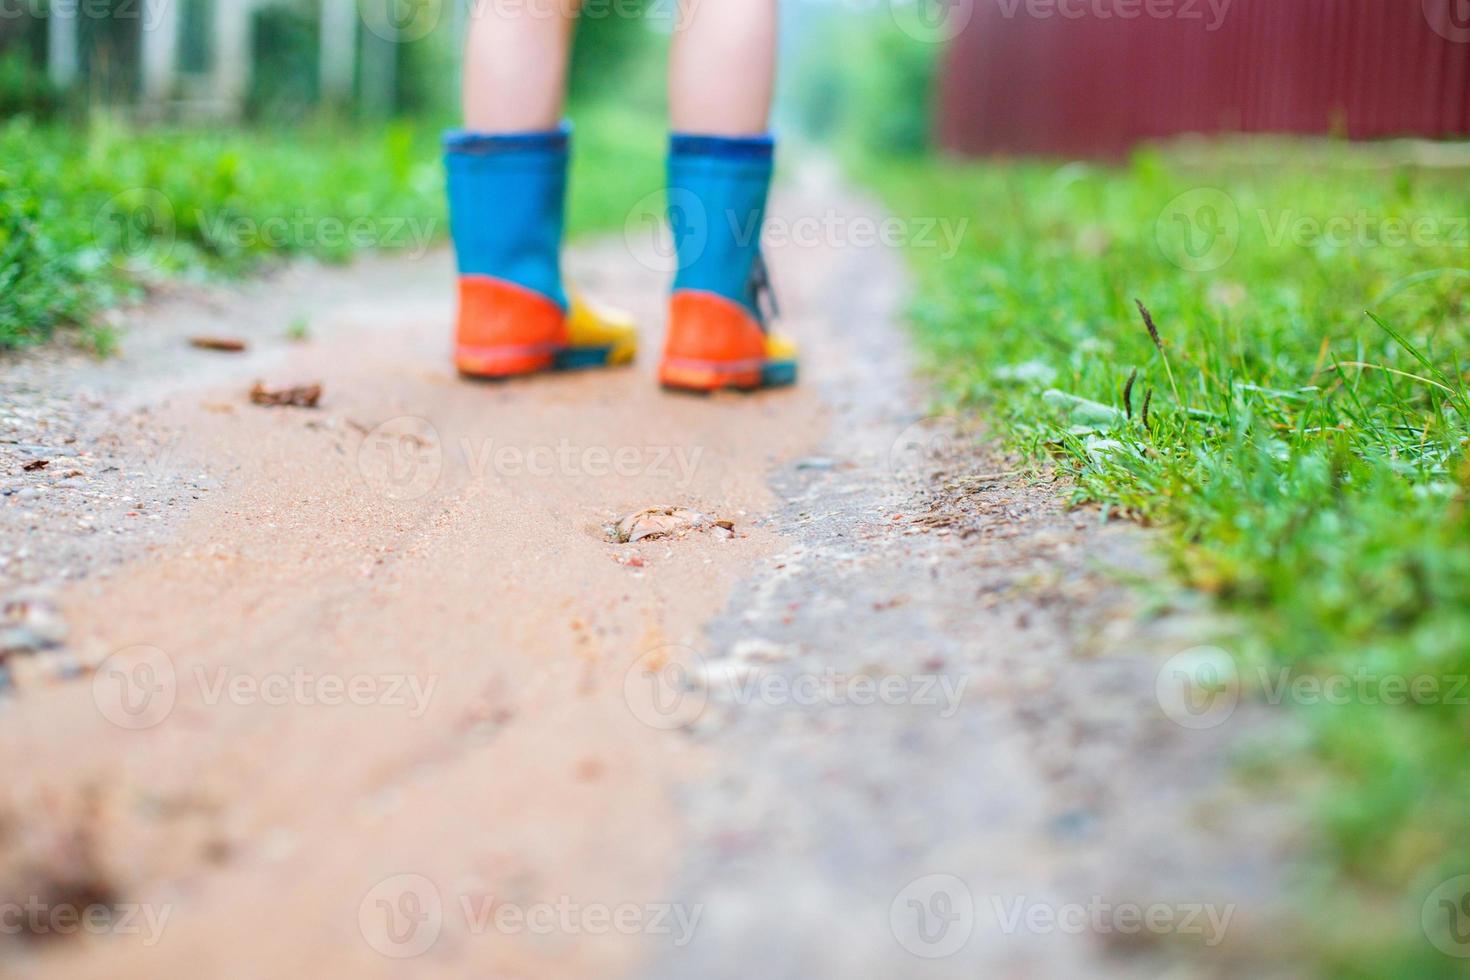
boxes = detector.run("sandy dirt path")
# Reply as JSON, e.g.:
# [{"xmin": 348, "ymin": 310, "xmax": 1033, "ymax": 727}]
[{"xmin": 0, "ymin": 174, "xmax": 1294, "ymax": 978}]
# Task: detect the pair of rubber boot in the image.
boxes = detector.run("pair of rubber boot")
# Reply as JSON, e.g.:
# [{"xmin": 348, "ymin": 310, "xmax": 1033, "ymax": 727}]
[{"xmin": 444, "ymin": 127, "xmax": 796, "ymax": 391}]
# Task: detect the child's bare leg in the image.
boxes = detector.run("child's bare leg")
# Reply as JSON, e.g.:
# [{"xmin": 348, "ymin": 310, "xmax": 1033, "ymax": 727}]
[
  {"xmin": 659, "ymin": 0, "xmax": 794, "ymax": 392},
  {"xmin": 450, "ymin": 0, "xmax": 636, "ymax": 378},
  {"xmin": 668, "ymin": 0, "xmax": 778, "ymax": 135},
  {"xmin": 463, "ymin": 0, "xmax": 579, "ymax": 131}
]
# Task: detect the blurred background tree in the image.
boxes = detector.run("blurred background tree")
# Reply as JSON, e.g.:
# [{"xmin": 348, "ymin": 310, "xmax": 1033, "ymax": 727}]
[{"xmin": 781, "ymin": 5, "xmax": 938, "ymax": 158}]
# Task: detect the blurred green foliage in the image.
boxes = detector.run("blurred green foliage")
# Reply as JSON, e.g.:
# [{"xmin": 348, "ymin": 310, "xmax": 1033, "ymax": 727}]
[
  {"xmin": 571, "ymin": 0, "xmax": 664, "ymax": 110},
  {"xmin": 0, "ymin": 95, "xmax": 662, "ymax": 350},
  {"xmin": 786, "ymin": 10, "xmax": 938, "ymax": 156},
  {"xmin": 0, "ymin": 0, "xmax": 672, "ymax": 350},
  {"xmin": 0, "ymin": 117, "xmax": 445, "ymax": 349},
  {"xmin": 394, "ymin": 0, "xmax": 458, "ymax": 118},
  {"xmin": 0, "ymin": 49, "xmax": 68, "ymax": 119}
]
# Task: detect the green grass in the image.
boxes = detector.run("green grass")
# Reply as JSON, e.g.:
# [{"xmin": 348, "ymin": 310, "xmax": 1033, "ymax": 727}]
[
  {"xmin": 864, "ymin": 143, "xmax": 1470, "ymax": 976},
  {"xmin": 566, "ymin": 101, "xmax": 668, "ymax": 238},
  {"xmin": 0, "ymin": 101, "xmax": 662, "ymax": 351}
]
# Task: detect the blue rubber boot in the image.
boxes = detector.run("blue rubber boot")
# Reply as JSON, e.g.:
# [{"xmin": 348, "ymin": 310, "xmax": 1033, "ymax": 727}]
[
  {"xmin": 444, "ymin": 126, "xmax": 636, "ymax": 377},
  {"xmin": 659, "ymin": 133, "xmax": 797, "ymax": 391}
]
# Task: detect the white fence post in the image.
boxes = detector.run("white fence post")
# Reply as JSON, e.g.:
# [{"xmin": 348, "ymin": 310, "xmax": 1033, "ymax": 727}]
[
  {"xmin": 140, "ymin": 0, "xmax": 182, "ymax": 102},
  {"xmin": 46, "ymin": 0, "xmax": 80, "ymax": 88},
  {"xmin": 210, "ymin": 0, "xmax": 252, "ymax": 114},
  {"xmin": 320, "ymin": 0, "xmax": 357, "ymax": 103}
]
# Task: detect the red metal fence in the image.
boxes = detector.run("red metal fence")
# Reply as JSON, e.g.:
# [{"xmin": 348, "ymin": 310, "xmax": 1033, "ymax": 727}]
[{"xmin": 938, "ymin": 0, "xmax": 1470, "ymax": 158}]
